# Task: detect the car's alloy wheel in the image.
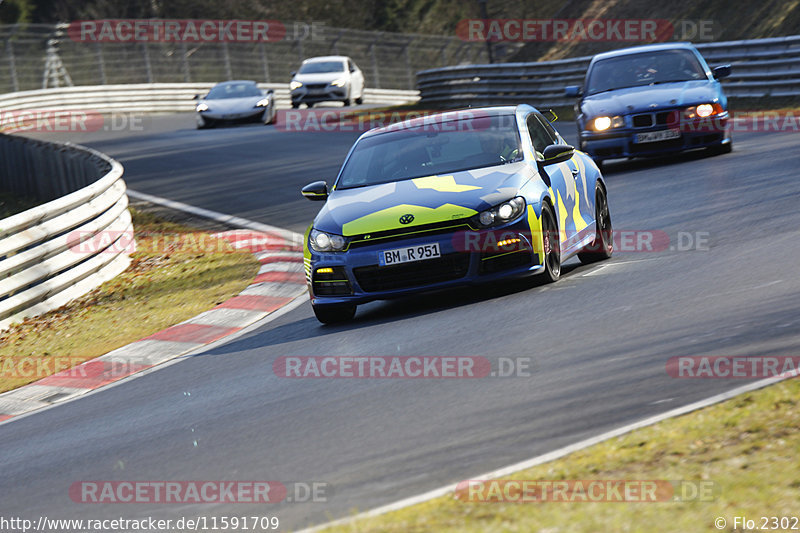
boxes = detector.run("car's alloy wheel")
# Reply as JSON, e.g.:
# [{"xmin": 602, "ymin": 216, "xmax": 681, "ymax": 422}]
[
  {"xmin": 313, "ymin": 304, "xmax": 356, "ymax": 325},
  {"xmin": 579, "ymin": 186, "xmax": 613, "ymax": 264},
  {"xmin": 541, "ymin": 203, "xmax": 561, "ymax": 282}
]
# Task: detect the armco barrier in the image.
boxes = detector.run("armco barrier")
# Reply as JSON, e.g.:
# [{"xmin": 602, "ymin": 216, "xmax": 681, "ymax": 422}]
[
  {"xmin": 0, "ymin": 84, "xmax": 420, "ymax": 115},
  {"xmin": 417, "ymin": 35, "xmax": 800, "ymax": 108},
  {"xmin": 0, "ymin": 134, "xmax": 132, "ymax": 330}
]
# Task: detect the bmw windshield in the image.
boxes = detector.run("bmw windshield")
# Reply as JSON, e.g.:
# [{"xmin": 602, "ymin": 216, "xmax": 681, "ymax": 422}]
[
  {"xmin": 586, "ymin": 49, "xmax": 707, "ymax": 96},
  {"xmin": 336, "ymin": 114, "xmax": 522, "ymax": 189}
]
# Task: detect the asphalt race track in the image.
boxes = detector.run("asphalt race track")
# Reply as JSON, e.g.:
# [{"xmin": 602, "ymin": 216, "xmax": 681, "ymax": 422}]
[{"xmin": 5, "ymin": 114, "xmax": 800, "ymax": 530}]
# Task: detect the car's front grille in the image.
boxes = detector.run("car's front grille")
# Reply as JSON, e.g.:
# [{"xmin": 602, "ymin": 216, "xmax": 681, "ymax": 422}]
[
  {"xmin": 353, "ymin": 253, "xmax": 470, "ymax": 292},
  {"xmin": 632, "ymin": 114, "xmax": 653, "ymax": 128},
  {"xmin": 306, "ymin": 83, "xmax": 327, "ymax": 90},
  {"xmin": 633, "ymin": 110, "xmax": 680, "ymax": 128},
  {"xmin": 347, "ymin": 221, "xmax": 472, "ymax": 249}
]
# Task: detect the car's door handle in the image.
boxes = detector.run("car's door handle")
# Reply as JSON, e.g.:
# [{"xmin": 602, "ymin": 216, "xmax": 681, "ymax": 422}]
[{"xmin": 571, "ymin": 167, "xmax": 580, "ymax": 178}]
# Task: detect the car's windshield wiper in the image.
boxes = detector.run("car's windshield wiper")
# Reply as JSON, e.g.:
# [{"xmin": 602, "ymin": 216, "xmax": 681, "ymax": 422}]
[{"xmin": 652, "ymin": 79, "xmax": 692, "ymax": 85}]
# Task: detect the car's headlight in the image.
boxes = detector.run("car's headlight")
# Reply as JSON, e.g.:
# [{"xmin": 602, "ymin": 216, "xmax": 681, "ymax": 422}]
[
  {"xmin": 684, "ymin": 103, "xmax": 723, "ymax": 119},
  {"xmin": 477, "ymin": 197, "xmax": 526, "ymax": 227},
  {"xmin": 590, "ymin": 115, "xmax": 624, "ymax": 132},
  {"xmin": 255, "ymin": 97, "xmax": 270, "ymax": 107},
  {"xmin": 310, "ymin": 229, "xmax": 347, "ymax": 252},
  {"xmin": 330, "ymin": 78, "xmax": 347, "ymax": 87},
  {"xmin": 290, "ymin": 81, "xmax": 303, "ymax": 90},
  {"xmin": 196, "ymin": 103, "xmax": 209, "ymax": 112}
]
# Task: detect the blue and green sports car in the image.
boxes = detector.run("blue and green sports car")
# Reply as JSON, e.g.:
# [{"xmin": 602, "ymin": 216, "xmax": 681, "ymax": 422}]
[{"xmin": 301, "ymin": 104, "xmax": 613, "ymax": 324}]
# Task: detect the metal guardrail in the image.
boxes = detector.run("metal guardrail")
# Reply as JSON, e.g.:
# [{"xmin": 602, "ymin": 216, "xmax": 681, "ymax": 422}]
[
  {"xmin": 0, "ymin": 134, "xmax": 132, "ymax": 330},
  {"xmin": 417, "ymin": 35, "xmax": 800, "ymax": 108},
  {"xmin": 0, "ymin": 83, "xmax": 420, "ymax": 115}
]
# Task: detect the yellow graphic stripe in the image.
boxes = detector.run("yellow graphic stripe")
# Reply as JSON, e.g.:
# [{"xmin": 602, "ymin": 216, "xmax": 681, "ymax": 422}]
[
  {"xmin": 342, "ymin": 203, "xmax": 477, "ymax": 236},
  {"xmin": 412, "ymin": 175, "xmax": 481, "ymax": 193},
  {"xmin": 526, "ymin": 204, "xmax": 544, "ymax": 265}
]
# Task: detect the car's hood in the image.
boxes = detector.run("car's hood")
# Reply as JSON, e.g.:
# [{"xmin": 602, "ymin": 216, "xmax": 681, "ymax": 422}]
[
  {"xmin": 581, "ymin": 81, "xmax": 719, "ymax": 117},
  {"xmin": 201, "ymin": 96, "xmax": 262, "ymax": 112},
  {"xmin": 293, "ymin": 72, "xmax": 346, "ymax": 85},
  {"xmin": 314, "ymin": 162, "xmax": 533, "ymax": 237}
]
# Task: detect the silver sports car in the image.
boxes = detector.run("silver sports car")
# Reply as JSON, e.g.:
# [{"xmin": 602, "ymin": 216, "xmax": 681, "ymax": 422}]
[{"xmin": 194, "ymin": 80, "xmax": 276, "ymax": 129}]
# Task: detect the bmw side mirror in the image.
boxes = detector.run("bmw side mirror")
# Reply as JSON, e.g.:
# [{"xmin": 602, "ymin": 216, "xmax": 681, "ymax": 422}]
[
  {"xmin": 542, "ymin": 144, "xmax": 575, "ymax": 165},
  {"xmin": 302, "ymin": 181, "xmax": 329, "ymax": 201},
  {"xmin": 565, "ymin": 85, "xmax": 582, "ymax": 97},
  {"xmin": 712, "ymin": 65, "xmax": 731, "ymax": 79}
]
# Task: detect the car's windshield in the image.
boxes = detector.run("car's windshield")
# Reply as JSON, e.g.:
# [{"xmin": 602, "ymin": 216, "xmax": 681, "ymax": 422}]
[
  {"xmin": 298, "ymin": 61, "xmax": 345, "ymax": 74},
  {"xmin": 336, "ymin": 115, "xmax": 521, "ymax": 189},
  {"xmin": 206, "ymin": 83, "xmax": 262, "ymax": 99},
  {"xmin": 586, "ymin": 49, "xmax": 707, "ymax": 95}
]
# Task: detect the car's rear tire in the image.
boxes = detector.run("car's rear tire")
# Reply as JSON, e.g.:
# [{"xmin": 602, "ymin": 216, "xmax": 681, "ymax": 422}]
[
  {"xmin": 578, "ymin": 186, "xmax": 613, "ymax": 264},
  {"xmin": 541, "ymin": 202, "xmax": 561, "ymax": 283},
  {"xmin": 342, "ymin": 98, "xmax": 351, "ymax": 106},
  {"xmin": 355, "ymin": 96, "xmax": 363, "ymax": 105},
  {"xmin": 313, "ymin": 304, "xmax": 356, "ymax": 325},
  {"xmin": 306, "ymin": 102, "xmax": 315, "ymax": 108}
]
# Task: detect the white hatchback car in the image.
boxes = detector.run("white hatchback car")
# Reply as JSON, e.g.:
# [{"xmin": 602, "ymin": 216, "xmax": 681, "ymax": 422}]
[{"xmin": 290, "ymin": 56, "xmax": 365, "ymax": 108}]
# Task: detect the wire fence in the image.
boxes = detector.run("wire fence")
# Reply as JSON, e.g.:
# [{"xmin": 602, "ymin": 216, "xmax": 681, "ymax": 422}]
[{"xmin": 0, "ymin": 22, "xmax": 517, "ymax": 94}]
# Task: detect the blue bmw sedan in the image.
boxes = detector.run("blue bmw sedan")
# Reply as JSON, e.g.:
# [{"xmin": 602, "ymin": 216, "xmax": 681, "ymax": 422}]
[{"xmin": 565, "ymin": 43, "xmax": 732, "ymax": 165}]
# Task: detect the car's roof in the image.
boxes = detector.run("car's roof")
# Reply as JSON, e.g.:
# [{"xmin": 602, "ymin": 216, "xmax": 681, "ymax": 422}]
[
  {"xmin": 214, "ymin": 80, "xmax": 257, "ymax": 85},
  {"xmin": 302, "ymin": 55, "xmax": 350, "ymax": 63},
  {"xmin": 361, "ymin": 105, "xmax": 526, "ymax": 138},
  {"xmin": 592, "ymin": 42, "xmax": 697, "ymax": 62}
]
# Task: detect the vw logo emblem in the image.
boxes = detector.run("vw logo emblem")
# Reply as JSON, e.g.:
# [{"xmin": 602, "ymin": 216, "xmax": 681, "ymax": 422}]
[{"xmin": 399, "ymin": 214, "xmax": 414, "ymax": 225}]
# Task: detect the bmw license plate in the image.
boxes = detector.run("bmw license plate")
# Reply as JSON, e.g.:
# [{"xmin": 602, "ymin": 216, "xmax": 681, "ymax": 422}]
[
  {"xmin": 635, "ymin": 129, "xmax": 681, "ymax": 144},
  {"xmin": 379, "ymin": 243, "xmax": 441, "ymax": 266}
]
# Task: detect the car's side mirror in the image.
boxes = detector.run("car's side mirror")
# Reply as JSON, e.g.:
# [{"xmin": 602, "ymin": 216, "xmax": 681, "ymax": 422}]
[
  {"xmin": 192, "ymin": 94, "xmax": 200, "ymax": 100},
  {"xmin": 266, "ymin": 89, "xmax": 274, "ymax": 95},
  {"xmin": 565, "ymin": 85, "xmax": 582, "ymax": 97},
  {"xmin": 302, "ymin": 181, "xmax": 329, "ymax": 201},
  {"xmin": 541, "ymin": 144, "xmax": 575, "ymax": 165},
  {"xmin": 712, "ymin": 65, "xmax": 731, "ymax": 79},
  {"xmin": 290, "ymin": 71, "xmax": 297, "ymax": 77}
]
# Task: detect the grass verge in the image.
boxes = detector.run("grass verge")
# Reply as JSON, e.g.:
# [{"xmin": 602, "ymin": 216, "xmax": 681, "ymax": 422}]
[
  {"xmin": 0, "ymin": 208, "xmax": 260, "ymax": 393},
  {"xmin": 318, "ymin": 378, "xmax": 800, "ymax": 533}
]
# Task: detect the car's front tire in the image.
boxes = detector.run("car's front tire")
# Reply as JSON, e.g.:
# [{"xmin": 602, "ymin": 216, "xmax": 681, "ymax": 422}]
[
  {"xmin": 707, "ymin": 140, "xmax": 732, "ymax": 156},
  {"xmin": 355, "ymin": 96, "xmax": 363, "ymax": 105},
  {"xmin": 578, "ymin": 185, "xmax": 613, "ymax": 264},
  {"xmin": 541, "ymin": 202, "xmax": 561, "ymax": 282},
  {"xmin": 196, "ymin": 116, "xmax": 212, "ymax": 129},
  {"xmin": 262, "ymin": 105, "xmax": 276, "ymax": 125},
  {"xmin": 291, "ymin": 102, "xmax": 300, "ymax": 109},
  {"xmin": 313, "ymin": 304, "xmax": 356, "ymax": 324}
]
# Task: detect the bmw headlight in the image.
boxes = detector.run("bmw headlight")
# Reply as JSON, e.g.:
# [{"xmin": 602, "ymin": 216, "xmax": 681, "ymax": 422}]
[
  {"xmin": 255, "ymin": 97, "xmax": 270, "ymax": 108},
  {"xmin": 196, "ymin": 103, "xmax": 209, "ymax": 112},
  {"xmin": 590, "ymin": 115, "xmax": 623, "ymax": 132},
  {"xmin": 290, "ymin": 80, "xmax": 303, "ymax": 90},
  {"xmin": 310, "ymin": 229, "xmax": 347, "ymax": 252},
  {"xmin": 330, "ymin": 78, "xmax": 347, "ymax": 87},
  {"xmin": 477, "ymin": 197, "xmax": 526, "ymax": 227},
  {"xmin": 684, "ymin": 103, "xmax": 723, "ymax": 119}
]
